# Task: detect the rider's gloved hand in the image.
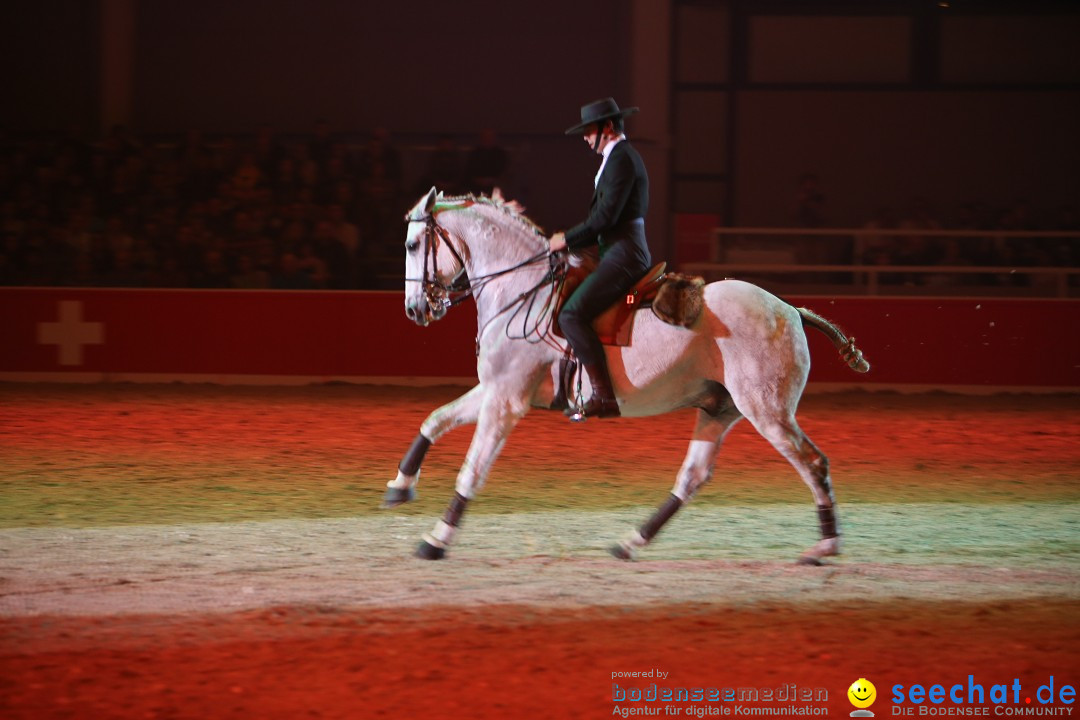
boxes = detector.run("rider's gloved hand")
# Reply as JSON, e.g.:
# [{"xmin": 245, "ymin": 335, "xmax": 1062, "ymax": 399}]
[{"xmin": 548, "ymin": 232, "xmax": 567, "ymax": 254}]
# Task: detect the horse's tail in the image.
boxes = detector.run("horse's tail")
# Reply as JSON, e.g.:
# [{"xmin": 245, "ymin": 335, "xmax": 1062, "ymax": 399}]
[{"xmin": 796, "ymin": 307, "xmax": 871, "ymax": 373}]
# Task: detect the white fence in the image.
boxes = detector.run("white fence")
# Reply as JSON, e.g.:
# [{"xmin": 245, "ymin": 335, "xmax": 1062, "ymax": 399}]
[{"xmin": 680, "ymin": 227, "xmax": 1080, "ymax": 297}]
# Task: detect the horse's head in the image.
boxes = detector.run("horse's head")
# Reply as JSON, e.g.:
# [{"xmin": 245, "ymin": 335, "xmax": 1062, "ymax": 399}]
[{"xmin": 403, "ymin": 187, "xmax": 467, "ymax": 326}]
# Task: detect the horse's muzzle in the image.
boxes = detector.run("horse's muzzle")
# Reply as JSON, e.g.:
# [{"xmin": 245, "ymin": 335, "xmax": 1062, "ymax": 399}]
[{"xmin": 404, "ymin": 296, "xmax": 446, "ymax": 326}]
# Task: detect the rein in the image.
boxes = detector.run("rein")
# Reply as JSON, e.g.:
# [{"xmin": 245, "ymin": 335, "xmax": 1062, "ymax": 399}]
[
  {"xmin": 404, "ymin": 208, "xmax": 567, "ymax": 352},
  {"xmin": 405, "ymin": 210, "xmax": 552, "ymax": 307}
]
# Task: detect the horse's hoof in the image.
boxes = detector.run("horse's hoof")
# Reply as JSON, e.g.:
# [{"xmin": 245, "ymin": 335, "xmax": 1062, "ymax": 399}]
[
  {"xmin": 797, "ymin": 537, "xmax": 840, "ymax": 565},
  {"xmin": 415, "ymin": 539, "xmax": 446, "ymax": 560},
  {"xmin": 609, "ymin": 543, "xmax": 635, "ymax": 561},
  {"xmin": 380, "ymin": 487, "xmax": 416, "ymax": 509}
]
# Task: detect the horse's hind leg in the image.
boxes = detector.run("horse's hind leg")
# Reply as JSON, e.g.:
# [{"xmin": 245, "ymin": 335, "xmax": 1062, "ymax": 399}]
[
  {"xmin": 382, "ymin": 384, "xmax": 486, "ymax": 508},
  {"xmin": 612, "ymin": 405, "xmax": 742, "ymax": 560},
  {"xmin": 746, "ymin": 411, "xmax": 840, "ymax": 565},
  {"xmin": 416, "ymin": 392, "xmax": 528, "ymax": 559}
]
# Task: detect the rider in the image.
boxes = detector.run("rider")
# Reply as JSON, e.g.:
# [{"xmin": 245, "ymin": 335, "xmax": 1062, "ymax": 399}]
[{"xmin": 549, "ymin": 98, "xmax": 653, "ymax": 419}]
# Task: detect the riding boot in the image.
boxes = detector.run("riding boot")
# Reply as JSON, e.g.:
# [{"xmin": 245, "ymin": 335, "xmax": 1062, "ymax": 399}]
[{"xmin": 578, "ymin": 361, "xmax": 621, "ymax": 419}]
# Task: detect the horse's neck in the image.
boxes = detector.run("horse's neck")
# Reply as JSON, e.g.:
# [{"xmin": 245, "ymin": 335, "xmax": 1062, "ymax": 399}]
[{"xmin": 442, "ymin": 208, "xmax": 551, "ymax": 325}]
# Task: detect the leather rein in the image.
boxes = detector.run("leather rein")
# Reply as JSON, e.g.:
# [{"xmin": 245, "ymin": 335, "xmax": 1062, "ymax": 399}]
[{"xmin": 404, "ymin": 210, "xmax": 558, "ymax": 312}]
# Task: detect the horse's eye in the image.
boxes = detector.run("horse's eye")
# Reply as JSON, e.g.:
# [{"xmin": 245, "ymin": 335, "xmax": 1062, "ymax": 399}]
[{"xmin": 406, "ymin": 240, "xmax": 420, "ymax": 253}]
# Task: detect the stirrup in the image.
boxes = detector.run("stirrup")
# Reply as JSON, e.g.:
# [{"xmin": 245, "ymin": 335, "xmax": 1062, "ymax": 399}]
[
  {"xmin": 564, "ymin": 403, "xmax": 587, "ymax": 423},
  {"xmin": 564, "ymin": 396, "xmax": 620, "ymax": 422}
]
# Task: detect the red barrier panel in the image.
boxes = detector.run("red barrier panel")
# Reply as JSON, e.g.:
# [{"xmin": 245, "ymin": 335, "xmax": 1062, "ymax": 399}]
[
  {"xmin": 1, "ymin": 288, "xmax": 1076, "ymax": 388},
  {"xmin": 0, "ymin": 289, "xmax": 478, "ymax": 380},
  {"xmin": 790, "ymin": 296, "xmax": 1078, "ymax": 387}
]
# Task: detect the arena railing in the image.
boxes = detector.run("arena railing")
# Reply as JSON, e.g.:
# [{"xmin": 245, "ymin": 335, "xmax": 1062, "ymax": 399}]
[{"xmin": 679, "ymin": 227, "xmax": 1080, "ymax": 297}]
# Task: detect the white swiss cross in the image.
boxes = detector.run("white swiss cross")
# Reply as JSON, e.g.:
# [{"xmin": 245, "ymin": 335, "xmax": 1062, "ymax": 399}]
[{"xmin": 37, "ymin": 300, "xmax": 105, "ymax": 366}]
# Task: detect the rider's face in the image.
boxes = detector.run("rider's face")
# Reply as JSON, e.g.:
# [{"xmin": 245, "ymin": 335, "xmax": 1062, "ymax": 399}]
[
  {"xmin": 583, "ymin": 122, "xmax": 619, "ymax": 154},
  {"xmin": 582, "ymin": 127, "xmax": 599, "ymax": 151}
]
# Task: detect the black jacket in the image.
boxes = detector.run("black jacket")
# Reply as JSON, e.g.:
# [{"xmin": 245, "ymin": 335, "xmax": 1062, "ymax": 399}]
[{"xmin": 564, "ymin": 140, "xmax": 649, "ymax": 253}]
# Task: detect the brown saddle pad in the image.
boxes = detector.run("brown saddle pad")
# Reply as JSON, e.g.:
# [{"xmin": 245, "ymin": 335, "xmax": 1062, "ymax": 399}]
[{"xmin": 551, "ymin": 262, "xmax": 667, "ymax": 346}]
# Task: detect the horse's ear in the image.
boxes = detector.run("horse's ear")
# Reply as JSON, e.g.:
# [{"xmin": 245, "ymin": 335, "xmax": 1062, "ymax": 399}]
[{"xmin": 424, "ymin": 186, "xmax": 438, "ymax": 213}]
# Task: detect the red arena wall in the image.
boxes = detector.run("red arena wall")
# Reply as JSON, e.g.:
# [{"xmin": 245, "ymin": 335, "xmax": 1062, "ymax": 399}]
[{"xmin": 0, "ymin": 288, "xmax": 1076, "ymax": 389}]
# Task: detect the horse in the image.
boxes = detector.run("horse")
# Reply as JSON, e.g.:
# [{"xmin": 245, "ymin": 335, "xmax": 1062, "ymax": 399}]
[{"xmin": 384, "ymin": 186, "xmax": 870, "ymax": 565}]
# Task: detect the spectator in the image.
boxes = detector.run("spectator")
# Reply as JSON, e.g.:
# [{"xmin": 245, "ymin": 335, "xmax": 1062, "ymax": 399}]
[
  {"xmin": 307, "ymin": 118, "xmax": 335, "ymax": 172},
  {"xmin": 318, "ymin": 154, "xmax": 351, "ymax": 206},
  {"xmin": 312, "ymin": 216, "xmax": 353, "ymax": 289},
  {"xmin": 211, "ymin": 136, "xmax": 240, "ymax": 180},
  {"xmin": 356, "ymin": 127, "xmax": 402, "ymax": 193},
  {"xmin": 230, "ymin": 253, "xmax": 270, "ymax": 289},
  {"xmin": 176, "ymin": 129, "xmax": 208, "ymax": 171},
  {"xmin": 357, "ymin": 128, "xmax": 403, "ymax": 254},
  {"xmin": 143, "ymin": 253, "xmax": 188, "ymax": 288},
  {"xmin": 252, "ymin": 124, "xmax": 286, "ymax": 180},
  {"xmin": 191, "ymin": 247, "xmax": 231, "ymax": 288},
  {"xmin": 100, "ymin": 246, "xmax": 143, "ymax": 287},
  {"xmin": 277, "ymin": 216, "xmax": 310, "ymax": 257},
  {"xmin": 100, "ymin": 124, "xmax": 141, "ymax": 169},
  {"xmin": 326, "ymin": 203, "xmax": 360, "ymax": 257},
  {"xmin": 295, "ymin": 241, "xmax": 328, "ymax": 288},
  {"xmin": 270, "ymin": 155, "xmax": 303, "ymax": 206},
  {"xmin": 271, "ymin": 251, "xmax": 316, "ymax": 289},
  {"xmin": 58, "ymin": 123, "xmax": 93, "ymax": 179},
  {"xmin": 178, "ymin": 147, "xmax": 220, "ymax": 205},
  {"xmin": 231, "ymin": 153, "xmax": 263, "ymax": 205}
]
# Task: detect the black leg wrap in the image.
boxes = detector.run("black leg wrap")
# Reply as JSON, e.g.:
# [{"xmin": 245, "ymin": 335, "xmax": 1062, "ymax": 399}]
[
  {"xmin": 640, "ymin": 494, "xmax": 684, "ymax": 542},
  {"xmin": 817, "ymin": 505, "xmax": 839, "ymax": 539},
  {"xmin": 443, "ymin": 492, "xmax": 469, "ymax": 527},
  {"xmin": 398, "ymin": 433, "xmax": 432, "ymax": 476}
]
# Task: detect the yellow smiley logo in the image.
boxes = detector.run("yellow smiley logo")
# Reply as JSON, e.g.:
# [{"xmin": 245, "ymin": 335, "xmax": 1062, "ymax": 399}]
[{"xmin": 848, "ymin": 678, "xmax": 877, "ymax": 709}]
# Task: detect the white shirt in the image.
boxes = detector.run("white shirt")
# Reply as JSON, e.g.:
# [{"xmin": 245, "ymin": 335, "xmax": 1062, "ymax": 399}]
[{"xmin": 594, "ymin": 135, "xmax": 626, "ymax": 187}]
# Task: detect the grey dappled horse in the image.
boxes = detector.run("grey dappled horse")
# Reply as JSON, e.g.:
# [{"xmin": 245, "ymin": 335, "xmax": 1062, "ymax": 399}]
[{"xmin": 385, "ymin": 188, "xmax": 869, "ymax": 565}]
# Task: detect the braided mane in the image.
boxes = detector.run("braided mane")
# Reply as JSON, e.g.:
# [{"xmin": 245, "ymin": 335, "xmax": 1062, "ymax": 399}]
[{"xmin": 434, "ymin": 192, "xmax": 547, "ymax": 237}]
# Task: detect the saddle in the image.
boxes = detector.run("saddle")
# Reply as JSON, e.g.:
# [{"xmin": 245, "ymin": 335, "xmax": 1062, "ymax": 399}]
[
  {"xmin": 552, "ymin": 262, "xmax": 706, "ymax": 346},
  {"xmin": 551, "ymin": 262, "xmax": 666, "ymax": 346},
  {"xmin": 549, "ymin": 263, "xmax": 706, "ymax": 412}
]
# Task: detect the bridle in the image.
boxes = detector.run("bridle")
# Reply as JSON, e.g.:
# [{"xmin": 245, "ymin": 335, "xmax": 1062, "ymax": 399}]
[
  {"xmin": 404, "ymin": 208, "xmax": 556, "ymax": 311},
  {"xmin": 405, "ymin": 210, "xmax": 472, "ymax": 312},
  {"xmin": 403, "ymin": 206, "xmax": 569, "ymax": 351}
]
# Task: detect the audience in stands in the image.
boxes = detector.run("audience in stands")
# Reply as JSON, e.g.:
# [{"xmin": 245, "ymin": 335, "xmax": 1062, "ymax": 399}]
[
  {"xmin": 0, "ymin": 123, "xmax": 445, "ymax": 289},
  {"xmin": 857, "ymin": 196, "xmax": 1078, "ymax": 287},
  {"xmin": 0, "ymin": 125, "xmax": 1072, "ymax": 291}
]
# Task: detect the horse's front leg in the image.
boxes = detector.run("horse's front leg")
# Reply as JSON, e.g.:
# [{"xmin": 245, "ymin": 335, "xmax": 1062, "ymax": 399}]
[
  {"xmin": 415, "ymin": 392, "xmax": 528, "ymax": 559},
  {"xmin": 381, "ymin": 384, "xmax": 486, "ymax": 508}
]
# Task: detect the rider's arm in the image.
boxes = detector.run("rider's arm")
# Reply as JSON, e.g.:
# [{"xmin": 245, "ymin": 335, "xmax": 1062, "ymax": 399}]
[{"xmin": 563, "ymin": 150, "xmax": 635, "ymax": 251}]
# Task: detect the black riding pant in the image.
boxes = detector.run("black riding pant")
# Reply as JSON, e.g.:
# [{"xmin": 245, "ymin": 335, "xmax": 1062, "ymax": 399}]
[{"xmin": 559, "ymin": 223, "xmax": 651, "ymax": 367}]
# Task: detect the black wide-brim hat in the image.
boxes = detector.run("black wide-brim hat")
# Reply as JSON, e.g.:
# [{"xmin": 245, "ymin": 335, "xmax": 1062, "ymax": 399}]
[{"xmin": 565, "ymin": 97, "xmax": 639, "ymax": 135}]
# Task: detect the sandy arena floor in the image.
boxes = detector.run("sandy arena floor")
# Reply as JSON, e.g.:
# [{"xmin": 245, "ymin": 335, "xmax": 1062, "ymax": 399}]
[{"xmin": 0, "ymin": 383, "xmax": 1078, "ymax": 719}]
